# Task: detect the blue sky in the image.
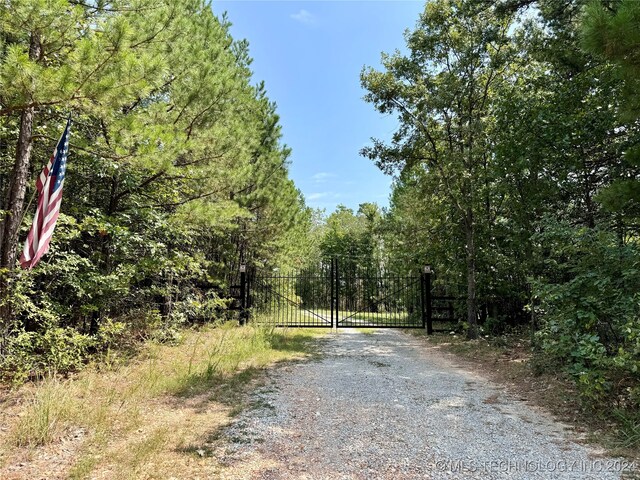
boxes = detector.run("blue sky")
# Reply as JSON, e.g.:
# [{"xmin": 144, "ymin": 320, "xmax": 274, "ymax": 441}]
[{"xmin": 212, "ymin": 1, "xmax": 425, "ymax": 213}]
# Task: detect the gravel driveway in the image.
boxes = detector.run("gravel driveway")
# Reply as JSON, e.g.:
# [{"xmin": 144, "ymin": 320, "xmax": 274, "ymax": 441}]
[{"xmin": 217, "ymin": 329, "xmax": 634, "ymax": 479}]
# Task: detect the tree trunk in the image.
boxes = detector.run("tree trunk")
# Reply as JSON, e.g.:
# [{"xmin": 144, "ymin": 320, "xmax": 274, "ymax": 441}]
[
  {"xmin": 465, "ymin": 208, "xmax": 478, "ymax": 339},
  {"xmin": 0, "ymin": 33, "xmax": 42, "ymax": 329},
  {"xmin": 1, "ymin": 107, "xmax": 36, "ymax": 269}
]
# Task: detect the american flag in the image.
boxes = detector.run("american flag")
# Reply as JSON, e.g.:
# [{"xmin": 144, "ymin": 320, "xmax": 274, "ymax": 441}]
[{"xmin": 20, "ymin": 117, "xmax": 71, "ymax": 270}]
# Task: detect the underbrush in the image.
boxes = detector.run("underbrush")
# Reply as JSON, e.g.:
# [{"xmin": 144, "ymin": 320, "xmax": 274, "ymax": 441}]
[
  {"xmin": 1, "ymin": 258, "xmax": 232, "ymax": 385},
  {"xmin": 0, "ymin": 309, "xmax": 196, "ymax": 385}
]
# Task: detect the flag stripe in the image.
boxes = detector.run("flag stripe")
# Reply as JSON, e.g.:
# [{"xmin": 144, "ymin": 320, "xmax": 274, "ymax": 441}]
[{"xmin": 20, "ymin": 118, "xmax": 71, "ymax": 270}]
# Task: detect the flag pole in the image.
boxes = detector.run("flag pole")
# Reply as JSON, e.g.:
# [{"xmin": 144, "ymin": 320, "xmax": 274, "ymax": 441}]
[{"xmin": 18, "ymin": 187, "xmax": 37, "ymax": 228}]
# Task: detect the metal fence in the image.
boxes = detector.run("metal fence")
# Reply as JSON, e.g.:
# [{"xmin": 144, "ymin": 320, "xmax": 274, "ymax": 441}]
[{"xmin": 229, "ymin": 259, "xmax": 462, "ymax": 332}]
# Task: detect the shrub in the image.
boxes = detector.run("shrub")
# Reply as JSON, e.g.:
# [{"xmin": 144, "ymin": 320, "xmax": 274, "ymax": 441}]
[
  {"xmin": 532, "ymin": 222, "xmax": 640, "ymax": 408},
  {"xmin": 0, "ymin": 326, "xmax": 95, "ymax": 384}
]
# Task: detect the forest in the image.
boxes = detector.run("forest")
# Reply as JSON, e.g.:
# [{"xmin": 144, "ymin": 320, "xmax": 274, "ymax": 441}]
[
  {"xmin": 0, "ymin": 0, "xmax": 638, "ymax": 427},
  {"xmin": 0, "ymin": 0, "xmax": 312, "ymax": 382},
  {"xmin": 358, "ymin": 0, "xmax": 640, "ymax": 412}
]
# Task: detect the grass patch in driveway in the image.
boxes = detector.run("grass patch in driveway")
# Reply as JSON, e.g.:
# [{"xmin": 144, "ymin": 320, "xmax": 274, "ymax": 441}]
[{"xmin": 355, "ymin": 328, "xmax": 377, "ymax": 335}]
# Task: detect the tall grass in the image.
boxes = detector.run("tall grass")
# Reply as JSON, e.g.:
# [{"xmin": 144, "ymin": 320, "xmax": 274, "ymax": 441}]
[
  {"xmin": 614, "ymin": 409, "xmax": 640, "ymax": 448},
  {"xmin": 4, "ymin": 322, "xmax": 324, "ymax": 478},
  {"xmin": 13, "ymin": 376, "xmax": 75, "ymax": 446}
]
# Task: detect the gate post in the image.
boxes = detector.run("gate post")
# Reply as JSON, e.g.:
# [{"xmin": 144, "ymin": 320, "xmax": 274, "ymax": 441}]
[
  {"xmin": 239, "ymin": 264, "xmax": 247, "ymax": 325},
  {"xmin": 423, "ymin": 265, "xmax": 433, "ymax": 334}
]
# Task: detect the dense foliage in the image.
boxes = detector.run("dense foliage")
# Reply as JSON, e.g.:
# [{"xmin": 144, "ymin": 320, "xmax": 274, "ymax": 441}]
[
  {"xmin": 0, "ymin": 0, "xmax": 311, "ymax": 382},
  {"xmin": 361, "ymin": 0, "xmax": 640, "ymax": 409}
]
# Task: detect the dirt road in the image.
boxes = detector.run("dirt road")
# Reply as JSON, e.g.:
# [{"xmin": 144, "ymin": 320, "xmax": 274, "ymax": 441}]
[{"xmin": 216, "ymin": 329, "xmax": 631, "ymax": 479}]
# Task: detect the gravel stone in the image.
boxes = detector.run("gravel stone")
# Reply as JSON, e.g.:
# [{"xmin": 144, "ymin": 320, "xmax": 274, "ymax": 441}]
[{"xmin": 217, "ymin": 329, "xmax": 634, "ymax": 479}]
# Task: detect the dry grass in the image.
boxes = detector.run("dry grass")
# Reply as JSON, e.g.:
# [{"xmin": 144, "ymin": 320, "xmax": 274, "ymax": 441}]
[
  {"xmin": 12, "ymin": 377, "xmax": 75, "ymax": 447},
  {"xmin": 0, "ymin": 322, "xmax": 326, "ymax": 479}
]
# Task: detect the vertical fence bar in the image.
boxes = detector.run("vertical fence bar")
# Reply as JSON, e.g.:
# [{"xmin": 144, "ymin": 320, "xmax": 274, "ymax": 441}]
[
  {"xmin": 425, "ymin": 266, "xmax": 433, "ymax": 334},
  {"xmin": 287, "ymin": 273, "xmax": 291, "ymax": 326},
  {"xmin": 271, "ymin": 274, "xmax": 275, "ymax": 325},
  {"xmin": 292, "ymin": 272, "xmax": 297, "ymax": 325},
  {"xmin": 312, "ymin": 268, "xmax": 316, "ymax": 326},
  {"xmin": 400, "ymin": 275, "xmax": 405, "ymax": 326},
  {"xmin": 279, "ymin": 273, "xmax": 283, "ymax": 326},
  {"xmin": 260, "ymin": 277, "xmax": 273, "ymax": 318},
  {"xmin": 330, "ymin": 258, "xmax": 334, "ymax": 328},
  {"xmin": 308, "ymin": 268, "xmax": 312, "ymax": 326},
  {"xmin": 395, "ymin": 274, "xmax": 399, "ymax": 326},
  {"xmin": 272, "ymin": 273, "xmax": 276, "ymax": 325},
  {"xmin": 269, "ymin": 274, "xmax": 280, "ymax": 323}
]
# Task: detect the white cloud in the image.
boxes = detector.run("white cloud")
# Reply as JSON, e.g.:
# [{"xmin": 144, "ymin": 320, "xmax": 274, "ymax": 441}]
[
  {"xmin": 291, "ymin": 9, "xmax": 315, "ymax": 24},
  {"xmin": 307, "ymin": 192, "xmax": 329, "ymax": 201},
  {"xmin": 307, "ymin": 191, "xmax": 343, "ymax": 202},
  {"xmin": 312, "ymin": 172, "xmax": 336, "ymax": 183}
]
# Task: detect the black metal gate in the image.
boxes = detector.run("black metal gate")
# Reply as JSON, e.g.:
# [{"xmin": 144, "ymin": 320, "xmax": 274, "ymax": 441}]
[
  {"xmin": 240, "ymin": 259, "xmax": 439, "ymax": 330},
  {"xmin": 247, "ymin": 261, "xmax": 334, "ymax": 328}
]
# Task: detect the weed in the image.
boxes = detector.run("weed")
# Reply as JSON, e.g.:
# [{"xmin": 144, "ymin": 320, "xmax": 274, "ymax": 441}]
[
  {"xmin": 614, "ymin": 410, "xmax": 640, "ymax": 448},
  {"xmin": 356, "ymin": 328, "xmax": 376, "ymax": 335}
]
